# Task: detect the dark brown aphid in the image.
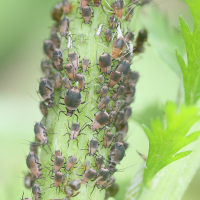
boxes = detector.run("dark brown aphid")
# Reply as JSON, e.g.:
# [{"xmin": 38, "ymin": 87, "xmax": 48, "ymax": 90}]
[
  {"xmin": 60, "ymin": 16, "xmax": 70, "ymax": 37},
  {"xmin": 60, "ymin": 87, "xmax": 82, "ymax": 116},
  {"xmin": 96, "ymin": 168, "xmax": 110, "ymax": 189},
  {"xmin": 109, "ymin": 111, "xmax": 117, "ymax": 124},
  {"xmin": 125, "ymin": 6, "xmax": 134, "ymax": 22},
  {"xmin": 124, "ymin": 70, "xmax": 139, "ymax": 84},
  {"xmin": 26, "ymin": 152, "xmax": 42, "ymax": 178},
  {"xmin": 113, "ymin": 100, "xmax": 121, "ymax": 112},
  {"xmin": 81, "ymin": 57, "xmax": 90, "ymax": 72},
  {"xmin": 54, "ymin": 171, "xmax": 63, "ymax": 188},
  {"xmin": 81, "ymin": 168, "xmax": 96, "ymax": 183},
  {"xmin": 116, "ymin": 60, "xmax": 130, "ymax": 77},
  {"xmin": 32, "ymin": 184, "xmax": 41, "ymax": 200},
  {"xmin": 51, "ymin": 3, "xmax": 63, "ymax": 22},
  {"xmin": 104, "ymin": 29, "xmax": 112, "ymax": 42},
  {"xmin": 52, "ymin": 48, "xmax": 63, "ymax": 71},
  {"xmin": 88, "ymin": 138, "xmax": 98, "ymax": 156},
  {"xmin": 124, "ymin": 82, "xmax": 135, "ymax": 96},
  {"xmin": 69, "ymin": 179, "xmax": 81, "ymax": 191},
  {"xmin": 80, "ymin": 0, "xmax": 91, "ymax": 8},
  {"xmin": 115, "ymin": 131, "xmax": 124, "ymax": 142},
  {"xmin": 97, "ymin": 74, "xmax": 105, "ymax": 85},
  {"xmin": 112, "ymin": 0, "xmax": 124, "ymax": 19},
  {"xmin": 125, "ymin": 32, "xmax": 135, "ymax": 43},
  {"xmin": 62, "ymin": 0, "xmax": 72, "ymax": 15},
  {"xmin": 112, "ymin": 36, "xmax": 126, "ymax": 59},
  {"xmin": 54, "ymin": 156, "xmax": 64, "ymax": 172},
  {"xmin": 109, "ymin": 14, "xmax": 117, "ymax": 29},
  {"xmin": 99, "ymin": 53, "xmax": 112, "ymax": 75},
  {"xmin": 40, "ymin": 59, "xmax": 53, "ymax": 76},
  {"xmin": 82, "ymin": 160, "xmax": 91, "ymax": 172},
  {"xmin": 50, "ymin": 31, "xmax": 60, "ymax": 48},
  {"xmin": 103, "ymin": 177, "xmax": 116, "ymax": 189},
  {"xmin": 65, "ymin": 63, "xmax": 76, "ymax": 80},
  {"xmin": 115, "ymin": 110, "xmax": 125, "ymax": 125},
  {"xmin": 62, "ymin": 77, "xmax": 73, "ymax": 89},
  {"xmin": 66, "ymin": 155, "xmax": 77, "ymax": 171},
  {"xmin": 81, "ymin": 6, "xmax": 93, "ymax": 24},
  {"xmin": 43, "ymin": 40, "xmax": 55, "ymax": 60},
  {"xmin": 109, "ymin": 142, "xmax": 125, "ymax": 164},
  {"xmin": 99, "ymin": 86, "xmax": 108, "ymax": 98},
  {"xmin": 75, "ymin": 74, "xmax": 85, "ymax": 91},
  {"xmin": 55, "ymin": 72, "xmax": 62, "ymax": 89},
  {"xmin": 97, "ymin": 96, "xmax": 110, "ymax": 110},
  {"xmin": 90, "ymin": 111, "xmax": 110, "ymax": 131},
  {"xmin": 108, "ymin": 71, "xmax": 121, "ymax": 88},
  {"xmin": 95, "ymin": 156, "xmax": 105, "ymax": 170},
  {"xmin": 68, "ymin": 52, "xmax": 79, "ymax": 70},
  {"xmin": 39, "ymin": 101, "xmax": 48, "ymax": 117},
  {"xmin": 112, "ymin": 85, "xmax": 124, "ymax": 100},
  {"xmin": 124, "ymin": 106, "xmax": 132, "ymax": 123},
  {"xmin": 103, "ymin": 131, "xmax": 114, "ymax": 148},
  {"xmin": 94, "ymin": 0, "xmax": 102, "ymax": 7},
  {"xmin": 116, "ymin": 122, "xmax": 128, "ymax": 136},
  {"xmin": 24, "ymin": 172, "xmax": 35, "ymax": 189},
  {"xmin": 34, "ymin": 122, "xmax": 48, "ymax": 145}
]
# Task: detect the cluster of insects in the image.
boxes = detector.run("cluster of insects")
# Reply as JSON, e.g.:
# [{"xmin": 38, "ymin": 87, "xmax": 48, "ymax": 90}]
[{"xmin": 21, "ymin": 0, "xmax": 149, "ymax": 199}]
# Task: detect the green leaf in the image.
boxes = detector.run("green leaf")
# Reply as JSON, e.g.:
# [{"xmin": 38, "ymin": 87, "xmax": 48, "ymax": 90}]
[
  {"xmin": 143, "ymin": 102, "xmax": 200, "ymax": 186},
  {"xmin": 176, "ymin": 0, "xmax": 200, "ymax": 104}
]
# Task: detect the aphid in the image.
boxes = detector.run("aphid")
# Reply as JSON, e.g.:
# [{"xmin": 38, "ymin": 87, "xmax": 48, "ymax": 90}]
[
  {"xmin": 95, "ymin": 156, "xmax": 105, "ymax": 170},
  {"xmin": 66, "ymin": 155, "xmax": 77, "ymax": 171},
  {"xmin": 112, "ymin": 85, "xmax": 124, "ymax": 100},
  {"xmin": 112, "ymin": 0, "xmax": 124, "ymax": 19},
  {"xmin": 53, "ymin": 155, "xmax": 64, "ymax": 172},
  {"xmin": 103, "ymin": 177, "xmax": 116, "ymax": 189},
  {"xmin": 94, "ymin": 0, "xmax": 102, "ymax": 7},
  {"xmin": 116, "ymin": 122, "xmax": 128, "ymax": 135},
  {"xmin": 84, "ymin": 138, "xmax": 99, "ymax": 157},
  {"xmin": 55, "ymin": 72, "xmax": 62, "ymax": 89},
  {"xmin": 95, "ymin": 24, "xmax": 103, "ymax": 37},
  {"xmin": 109, "ymin": 14, "xmax": 117, "ymax": 29},
  {"xmin": 109, "ymin": 111, "xmax": 117, "ymax": 124},
  {"xmin": 53, "ymin": 171, "xmax": 63, "ymax": 188},
  {"xmin": 112, "ymin": 36, "xmax": 126, "ymax": 59},
  {"xmin": 125, "ymin": 6, "xmax": 134, "ymax": 22},
  {"xmin": 124, "ymin": 70, "xmax": 139, "ymax": 84},
  {"xmin": 34, "ymin": 122, "xmax": 48, "ymax": 145},
  {"xmin": 96, "ymin": 168, "xmax": 110, "ymax": 189},
  {"xmin": 124, "ymin": 82, "xmax": 135, "ymax": 96},
  {"xmin": 104, "ymin": 29, "xmax": 112, "ymax": 42},
  {"xmin": 99, "ymin": 86, "xmax": 108, "ymax": 98},
  {"xmin": 103, "ymin": 131, "xmax": 114, "ymax": 148},
  {"xmin": 99, "ymin": 53, "xmax": 112, "ymax": 75},
  {"xmin": 65, "ymin": 63, "xmax": 76, "ymax": 80},
  {"xmin": 43, "ymin": 40, "xmax": 55, "ymax": 60},
  {"xmin": 51, "ymin": 3, "xmax": 63, "ymax": 22},
  {"xmin": 105, "ymin": 183, "xmax": 119, "ymax": 199},
  {"xmin": 59, "ymin": 87, "xmax": 82, "ymax": 117},
  {"xmin": 80, "ymin": 0, "xmax": 91, "ymax": 8},
  {"xmin": 89, "ymin": 111, "xmax": 110, "ymax": 131},
  {"xmin": 123, "ymin": 106, "xmax": 132, "ymax": 123},
  {"xmin": 74, "ymin": 74, "xmax": 85, "ymax": 91},
  {"xmin": 97, "ymin": 96, "xmax": 110, "ymax": 110},
  {"xmin": 81, "ymin": 57, "xmax": 90, "ymax": 72},
  {"xmin": 60, "ymin": 16, "xmax": 70, "ymax": 37},
  {"xmin": 20, "ymin": 192, "xmax": 32, "ymax": 200},
  {"xmin": 81, "ymin": 168, "xmax": 96, "ymax": 183},
  {"xmin": 39, "ymin": 101, "xmax": 48, "ymax": 117},
  {"xmin": 113, "ymin": 100, "xmax": 122, "ymax": 112},
  {"xmin": 62, "ymin": 0, "xmax": 72, "ymax": 15},
  {"xmin": 68, "ymin": 52, "xmax": 79, "ymax": 71},
  {"xmin": 97, "ymin": 74, "xmax": 105, "ymax": 85},
  {"xmin": 109, "ymin": 142, "xmax": 125, "ymax": 164},
  {"xmin": 115, "ymin": 110, "xmax": 125, "ymax": 125},
  {"xmin": 50, "ymin": 31, "xmax": 61, "ymax": 48},
  {"xmin": 24, "ymin": 172, "xmax": 35, "ymax": 189},
  {"xmin": 108, "ymin": 71, "xmax": 121, "ymax": 88},
  {"xmin": 81, "ymin": 160, "xmax": 91, "ymax": 172},
  {"xmin": 125, "ymin": 32, "xmax": 135, "ymax": 43},
  {"xmin": 26, "ymin": 152, "xmax": 42, "ymax": 178},
  {"xmin": 115, "ymin": 131, "xmax": 124, "ymax": 142},
  {"xmin": 40, "ymin": 59, "xmax": 53, "ymax": 76},
  {"xmin": 81, "ymin": 6, "xmax": 93, "ymax": 24},
  {"xmin": 116, "ymin": 60, "xmax": 130, "ymax": 77},
  {"xmin": 32, "ymin": 184, "xmax": 41, "ymax": 200},
  {"xmin": 94, "ymin": 84, "xmax": 101, "ymax": 94},
  {"xmin": 52, "ymin": 48, "xmax": 63, "ymax": 71},
  {"xmin": 62, "ymin": 77, "xmax": 73, "ymax": 89}
]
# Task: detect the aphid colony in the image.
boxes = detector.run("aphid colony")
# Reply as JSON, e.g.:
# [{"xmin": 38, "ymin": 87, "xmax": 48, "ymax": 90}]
[{"xmin": 22, "ymin": 0, "xmax": 148, "ymax": 199}]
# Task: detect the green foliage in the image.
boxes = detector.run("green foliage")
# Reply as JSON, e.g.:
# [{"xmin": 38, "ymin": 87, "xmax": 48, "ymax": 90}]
[
  {"xmin": 176, "ymin": 0, "xmax": 200, "ymax": 105},
  {"xmin": 143, "ymin": 102, "xmax": 200, "ymax": 186}
]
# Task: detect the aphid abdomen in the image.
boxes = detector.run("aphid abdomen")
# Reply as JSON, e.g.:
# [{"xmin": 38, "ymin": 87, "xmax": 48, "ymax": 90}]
[
  {"xmin": 112, "ymin": 36, "xmax": 126, "ymax": 59},
  {"xmin": 112, "ymin": 1, "xmax": 124, "ymax": 19},
  {"xmin": 89, "ymin": 138, "xmax": 98, "ymax": 156},
  {"xmin": 70, "ymin": 123, "xmax": 80, "ymax": 139},
  {"xmin": 65, "ymin": 64, "xmax": 76, "ymax": 80},
  {"xmin": 68, "ymin": 52, "xmax": 79, "ymax": 71},
  {"xmin": 94, "ymin": 0, "xmax": 102, "ymax": 7},
  {"xmin": 62, "ymin": 77, "xmax": 73, "ymax": 89},
  {"xmin": 97, "ymin": 96, "xmax": 110, "ymax": 110},
  {"xmin": 43, "ymin": 40, "xmax": 55, "ymax": 60},
  {"xmin": 66, "ymin": 155, "xmax": 77, "ymax": 171},
  {"xmin": 99, "ymin": 53, "xmax": 112, "ymax": 75},
  {"xmin": 54, "ymin": 171, "xmax": 63, "ymax": 188},
  {"xmin": 81, "ymin": 57, "xmax": 90, "ymax": 72},
  {"xmin": 54, "ymin": 156, "xmax": 64, "ymax": 172},
  {"xmin": 103, "ymin": 132, "xmax": 113, "ymax": 148},
  {"xmin": 104, "ymin": 29, "xmax": 112, "ymax": 42},
  {"xmin": 81, "ymin": 168, "xmax": 96, "ymax": 183},
  {"xmin": 81, "ymin": 6, "xmax": 92, "ymax": 24},
  {"xmin": 108, "ymin": 71, "xmax": 121, "ymax": 88}
]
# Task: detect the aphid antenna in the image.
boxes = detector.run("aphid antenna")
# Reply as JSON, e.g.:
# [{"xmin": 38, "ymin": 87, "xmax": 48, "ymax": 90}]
[
  {"xmin": 136, "ymin": 150, "xmax": 147, "ymax": 161},
  {"xmin": 97, "ymin": 43, "xmax": 109, "ymax": 49},
  {"xmin": 104, "ymin": 0, "xmax": 113, "ymax": 10}
]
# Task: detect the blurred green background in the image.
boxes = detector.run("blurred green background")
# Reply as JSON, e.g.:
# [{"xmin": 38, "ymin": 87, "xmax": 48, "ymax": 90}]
[{"xmin": 0, "ymin": 0, "xmax": 199, "ymax": 199}]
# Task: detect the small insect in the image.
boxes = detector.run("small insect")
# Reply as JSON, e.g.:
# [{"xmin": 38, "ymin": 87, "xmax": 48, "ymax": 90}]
[
  {"xmin": 103, "ymin": 131, "xmax": 114, "ymax": 148},
  {"xmin": 109, "ymin": 142, "xmax": 125, "ymax": 164},
  {"xmin": 81, "ymin": 6, "xmax": 93, "ymax": 24},
  {"xmin": 112, "ymin": 85, "xmax": 124, "ymax": 100},
  {"xmin": 53, "ymin": 171, "xmax": 63, "ymax": 188},
  {"xmin": 112, "ymin": 36, "xmax": 126, "ymax": 59},
  {"xmin": 99, "ymin": 53, "xmax": 112, "ymax": 75},
  {"xmin": 125, "ymin": 32, "xmax": 135, "ymax": 43},
  {"xmin": 112, "ymin": 0, "xmax": 124, "ymax": 19},
  {"xmin": 108, "ymin": 71, "xmax": 121, "ymax": 88},
  {"xmin": 116, "ymin": 122, "xmax": 128, "ymax": 136},
  {"xmin": 52, "ymin": 48, "xmax": 63, "ymax": 71},
  {"xmin": 125, "ymin": 6, "xmax": 134, "ymax": 22},
  {"xmin": 55, "ymin": 72, "xmax": 62, "ymax": 89},
  {"xmin": 43, "ymin": 40, "xmax": 55, "ymax": 60},
  {"xmin": 68, "ymin": 52, "xmax": 79, "ymax": 71},
  {"xmin": 40, "ymin": 59, "xmax": 53, "ymax": 76},
  {"xmin": 50, "ymin": 31, "xmax": 61, "ymax": 48},
  {"xmin": 26, "ymin": 152, "xmax": 42, "ymax": 178},
  {"xmin": 95, "ymin": 24, "xmax": 103, "ymax": 37},
  {"xmin": 109, "ymin": 111, "xmax": 117, "ymax": 124},
  {"xmin": 103, "ymin": 177, "xmax": 116, "ymax": 189},
  {"xmin": 99, "ymin": 85, "xmax": 109, "ymax": 98},
  {"xmin": 115, "ymin": 131, "xmax": 124, "ymax": 142},
  {"xmin": 62, "ymin": 77, "xmax": 73, "ymax": 89},
  {"xmin": 113, "ymin": 100, "xmax": 122, "ymax": 112},
  {"xmin": 104, "ymin": 29, "xmax": 113, "ymax": 42},
  {"xmin": 109, "ymin": 14, "xmax": 117, "ymax": 29},
  {"xmin": 123, "ymin": 106, "xmax": 132, "ymax": 123},
  {"xmin": 53, "ymin": 154, "xmax": 65, "ymax": 172},
  {"xmin": 96, "ymin": 168, "xmax": 110, "ymax": 189},
  {"xmin": 116, "ymin": 60, "xmax": 130, "ymax": 78},
  {"xmin": 115, "ymin": 110, "xmax": 125, "ymax": 125},
  {"xmin": 65, "ymin": 63, "xmax": 76, "ymax": 80},
  {"xmin": 124, "ymin": 82, "xmax": 135, "ymax": 96},
  {"xmin": 119, "ymin": 50, "xmax": 133, "ymax": 62},
  {"xmin": 83, "ymin": 138, "xmax": 99, "ymax": 157},
  {"xmin": 80, "ymin": 0, "xmax": 91, "ymax": 8},
  {"xmin": 32, "ymin": 184, "xmax": 42, "ymax": 200},
  {"xmin": 97, "ymin": 96, "xmax": 110, "ymax": 111},
  {"xmin": 78, "ymin": 34, "xmax": 88, "ymax": 44},
  {"xmin": 66, "ymin": 155, "xmax": 77, "ymax": 171},
  {"xmin": 124, "ymin": 70, "xmax": 139, "ymax": 84},
  {"xmin": 94, "ymin": 0, "xmax": 102, "ymax": 7},
  {"xmin": 60, "ymin": 16, "xmax": 71, "ymax": 37},
  {"xmin": 81, "ymin": 160, "xmax": 91, "ymax": 172},
  {"xmin": 34, "ymin": 122, "xmax": 48, "ymax": 145},
  {"xmin": 74, "ymin": 74, "xmax": 85, "ymax": 91},
  {"xmin": 97, "ymin": 74, "xmax": 105, "ymax": 85},
  {"xmin": 51, "ymin": 2, "xmax": 63, "ymax": 22},
  {"xmin": 24, "ymin": 172, "xmax": 35, "ymax": 189},
  {"xmin": 81, "ymin": 57, "xmax": 90, "ymax": 72},
  {"xmin": 81, "ymin": 168, "xmax": 96, "ymax": 183},
  {"xmin": 62, "ymin": 0, "xmax": 73, "ymax": 15},
  {"xmin": 95, "ymin": 155, "xmax": 105, "ymax": 170}
]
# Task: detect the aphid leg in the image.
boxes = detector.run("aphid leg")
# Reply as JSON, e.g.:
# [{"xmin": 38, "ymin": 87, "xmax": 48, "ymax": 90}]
[
  {"xmin": 72, "ymin": 191, "xmax": 81, "ymax": 197},
  {"xmin": 84, "ymin": 115, "xmax": 93, "ymax": 123},
  {"xmin": 73, "ymin": 164, "xmax": 82, "ymax": 179}
]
